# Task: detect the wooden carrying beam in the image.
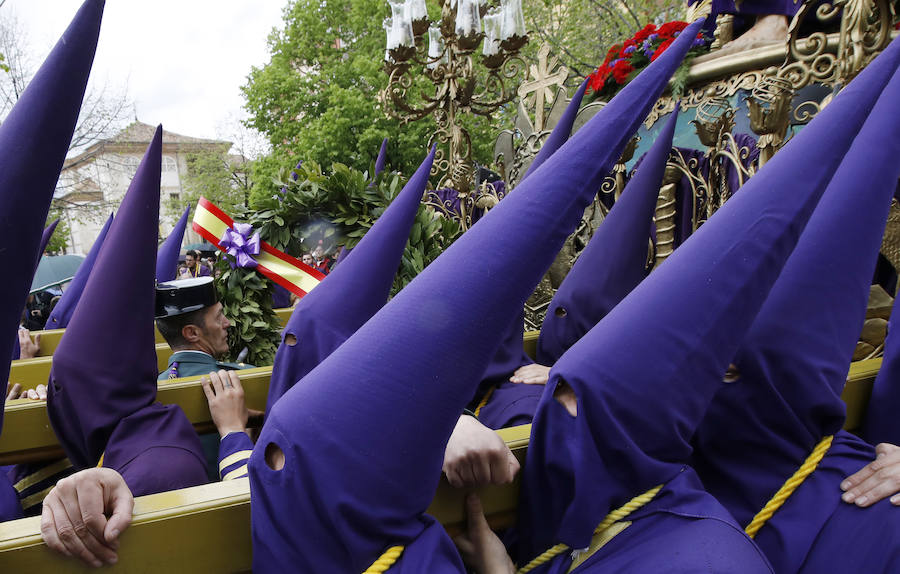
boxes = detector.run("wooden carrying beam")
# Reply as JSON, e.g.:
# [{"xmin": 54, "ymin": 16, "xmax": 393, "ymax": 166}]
[
  {"xmin": 25, "ymin": 328, "xmax": 168, "ymax": 356},
  {"xmin": 0, "ymin": 367, "xmax": 273, "ymax": 465},
  {"xmin": 0, "ymin": 346, "xmax": 879, "ymax": 466},
  {"xmin": 0, "ymin": 424, "xmax": 530, "ymax": 573},
  {"xmin": 8, "ymin": 344, "xmax": 174, "ymax": 389},
  {"xmin": 0, "ymin": 331, "xmax": 538, "ymax": 464},
  {"xmin": 842, "ymin": 357, "xmax": 881, "ymax": 433},
  {"xmin": 20, "ymin": 308, "xmax": 296, "ymax": 359}
]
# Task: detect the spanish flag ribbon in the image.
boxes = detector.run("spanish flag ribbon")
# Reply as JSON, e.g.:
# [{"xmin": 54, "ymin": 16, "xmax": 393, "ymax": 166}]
[{"xmin": 192, "ymin": 197, "xmax": 325, "ymax": 298}]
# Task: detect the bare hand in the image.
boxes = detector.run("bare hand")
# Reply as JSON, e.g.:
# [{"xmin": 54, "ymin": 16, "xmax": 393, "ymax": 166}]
[
  {"xmin": 201, "ymin": 370, "xmax": 249, "ymax": 438},
  {"xmin": 453, "ymin": 493, "xmax": 516, "ymax": 574},
  {"xmin": 509, "ymin": 363, "xmax": 551, "ymax": 385},
  {"xmin": 443, "ymin": 415, "xmax": 519, "ymax": 488},
  {"xmin": 841, "ymin": 443, "xmax": 900, "ymax": 506},
  {"xmin": 26, "ymin": 384, "xmax": 48, "ymax": 401},
  {"xmin": 6, "ymin": 382, "xmax": 23, "ymax": 401},
  {"xmin": 18, "ymin": 329, "xmax": 41, "ymax": 359},
  {"xmin": 40, "ymin": 467, "xmax": 134, "ymax": 568}
]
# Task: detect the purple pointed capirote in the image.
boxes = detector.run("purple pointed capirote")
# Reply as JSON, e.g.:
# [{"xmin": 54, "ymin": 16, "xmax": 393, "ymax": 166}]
[
  {"xmin": 374, "ymin": 137, "xmax": 389, "ymax": 177},
  {"xmin": 46, "ymin": 213, "xmax": 114, "ymax": 329},
  {"xmin": 48, "ymin": 127, "xmax": 206, "ymax": 495},
  {"xmin": 0, "ymin": 2, "xmax": 104, "ymax": 525},
  {"xmin": 519, "ymin": 37, "xmax": 900, "ymax": 563},
  {"xmin": 37, "ymin": 219, "xmax": 60, "ymax": 260},
  {"xmin": 522, "ymin": 78, "xmax": 588, "ymax": 180},
  {"xmin": 692, "ymin": 57, "xmax": 900, "ymax": 574},
  {"xmin": 156, "ymin": 205, "xmax": 190, "ymax": 282},
  {"xmin": 249, "ymin": 19, "xmax": 706, "ymax": 572},
  {"xmin": 537, "ymin": 104, "xmax": 680, "ymax": 365},
  {"xmin": 472, "ymin": 78, "xmax": 592, "ymax": 422},
  {"xmin": 0, "ymin": 0, "xmax": 103, "ymax": 407},
  {"xmin": 265, "ymin": 146, "xmax": 435, "ymax": 412}
]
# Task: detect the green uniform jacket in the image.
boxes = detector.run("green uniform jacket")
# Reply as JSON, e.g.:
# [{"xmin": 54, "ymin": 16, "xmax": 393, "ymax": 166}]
[{"xmin": 157, "ymin": 350, "xmax": 254, "ymax": 381}]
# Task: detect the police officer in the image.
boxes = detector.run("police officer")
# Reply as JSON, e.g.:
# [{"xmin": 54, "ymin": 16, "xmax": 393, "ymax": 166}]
[{"xmin": 155, "ymin": 277, "xmax": 253, "ymax": 381}]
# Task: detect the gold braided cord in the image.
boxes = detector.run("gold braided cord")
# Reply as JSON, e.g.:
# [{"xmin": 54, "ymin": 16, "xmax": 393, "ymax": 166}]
[
  {"xmin": 362, "ymin": 545, "xmax": 405, "ymax": 573},
  {"xmin": 516, "ymin": 484, "xmax": 664, "ymax": 574},
  {"xmin": 474, "ymin": 386, "xmax": 496, "ymax": 417},
  {"xmin": 744, "ymin": 434, "xmax": 834, "ymax": 539}
]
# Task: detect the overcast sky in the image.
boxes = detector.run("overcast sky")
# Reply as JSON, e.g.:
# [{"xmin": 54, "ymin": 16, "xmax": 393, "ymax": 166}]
[{"xmin": 6, "ymin": 0, "xmax": 288, "ymax": 141}]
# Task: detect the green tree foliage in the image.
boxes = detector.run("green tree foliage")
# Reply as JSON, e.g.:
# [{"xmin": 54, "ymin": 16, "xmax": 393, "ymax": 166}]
[
  {"xmin": 165, "ymin": 146, "xmax": 252, "ymax": 220},
  {"xmin": 44, "ymin": 207, "xmax": 70, "ymax": 255},
  {"xmin": 242, "ymin": 0, "xmax": 506, "ymax": 205},
  {"xmin": 522, "ymin": 0, "xmax": 685, "ymax": 80},
  {"xmin": 218, "ymin": 160, "xmax": 461, "ymax": 364}
]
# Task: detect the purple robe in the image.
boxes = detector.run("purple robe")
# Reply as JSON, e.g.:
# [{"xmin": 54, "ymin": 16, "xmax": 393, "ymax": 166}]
[
  {"xmin": 48, "ymin": 127, "xmax": 207, "ymax": 496},
  {"xmin": 102, "ymin": 404, "xmax": 207, "ymax": 496},
  {"xmin": 0, "ymin": 0, "xmax": 105, "ymax": 523},
  {"xmin": 691, "ymin": 38, "xmax": 900, "ymax": 573},
  {"xmin": 249, "ymin": 21, "xmax": 740, "ymax": 573}
]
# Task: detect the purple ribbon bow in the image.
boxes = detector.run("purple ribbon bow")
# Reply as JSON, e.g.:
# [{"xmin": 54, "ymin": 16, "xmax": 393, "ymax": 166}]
[{"xmin": 220, "ymin": 222, "xmax": 261, "ymax": 269}]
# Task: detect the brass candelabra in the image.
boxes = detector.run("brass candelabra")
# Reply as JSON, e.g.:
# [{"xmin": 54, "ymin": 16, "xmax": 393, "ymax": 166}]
[{"xmin": 379, "ymin": 0, "xmax": 528, "ymax": 194}]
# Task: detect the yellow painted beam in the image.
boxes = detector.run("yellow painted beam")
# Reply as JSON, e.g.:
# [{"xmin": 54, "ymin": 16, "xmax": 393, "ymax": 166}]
[
  {"xmin": 26, "ymin": 307, "xmax": 292, "ymax": 360},
  {"xmin": 274, "ymin": 306, "xmax": 292, "ymax": 327},
  {"xmin": 0, "ymin": 367, "xmax": 273, "ymax": 465},
  {"xmin": 8, "ymin": 344, "xmax": 174, "ymax": 389},
  {"xmin": 0, "ymin": 355, "xmax": 886, "ymax": 570},
  {"xmin": 0, "ymin": 424, "xmax": 531, "ymax": 573},
  {"xmin": 842, "ymin": 357, "xmax": 881, "ymax": 433},
  {"xmin": 523, "ymin": 330, "xmax": 538, "ymax": 361},
  {"xmin": 27, "ymin": 328, "xmax": 167, "ymax": 357}
]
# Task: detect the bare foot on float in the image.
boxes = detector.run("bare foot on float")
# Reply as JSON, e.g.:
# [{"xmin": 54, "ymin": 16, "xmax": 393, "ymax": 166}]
[{"xmin": 716, "ymin": 14, "xmax": 789, "ymax": 56}]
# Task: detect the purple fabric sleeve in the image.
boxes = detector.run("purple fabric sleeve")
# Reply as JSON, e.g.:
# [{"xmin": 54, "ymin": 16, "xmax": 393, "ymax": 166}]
[
  {"xmin": 218, "ymin": 431, "xmax": 253, "ymax": 481},
  {"xmin": 117, "ymin": 446, "xmax": 210, "ymax": 498}
]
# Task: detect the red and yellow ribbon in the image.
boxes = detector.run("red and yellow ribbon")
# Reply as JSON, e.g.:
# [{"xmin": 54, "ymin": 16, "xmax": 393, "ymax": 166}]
[{"xmin": 192, "ymin": 197, "xmax": 325, "ymax": 298}]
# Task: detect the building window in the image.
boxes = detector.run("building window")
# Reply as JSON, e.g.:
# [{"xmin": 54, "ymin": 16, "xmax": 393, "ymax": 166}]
[
  {"xmin": 123, "ymin": 155, "xmax": 140, "ymax": 176},
  {"xmin": 162, "ymin": 156, "xmax": 178, "ymax": 173},
  {"xmin": 170, "ymin": 193, "xmax": 180, "ymax": 202}
]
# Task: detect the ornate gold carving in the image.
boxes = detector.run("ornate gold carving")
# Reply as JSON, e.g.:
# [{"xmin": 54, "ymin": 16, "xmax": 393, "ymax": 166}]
[
  {"xmin": 748, "ymin": 76, "xmax": 794, "ymax": 166},
  {"xmin": 779, "ymin": 0, "xmax": 893, "ymax": 91},
  {"xmin": 652, "ymin": 161, "xmax": 681, "ymax": 271},
  {"xmin": 880, "ymin": 199, "xmax": 900, "ymax": 295},
  {"xmin": 711, "ymin": 14, "xmax": 735, "ymax": 50},
  {"xmin": 517, "ymin": 44, "xmax": 568, "ymax": 133},
  {"xmin": 686, "ymin": 0, "xmax": 713, "ymax": 23}
]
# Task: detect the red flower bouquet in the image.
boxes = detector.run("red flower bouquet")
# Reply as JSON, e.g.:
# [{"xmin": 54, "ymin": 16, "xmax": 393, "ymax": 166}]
[{"xmin": 585, "ymin": 21, "xmax": 710, "ymax": 101}]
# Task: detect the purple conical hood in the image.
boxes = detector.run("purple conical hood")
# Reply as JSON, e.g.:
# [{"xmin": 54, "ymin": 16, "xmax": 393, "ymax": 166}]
[
  {"xmin": 692, "ymin": 64, "xmax": 900, "ymax": 569},
  {"xmin": 537, "ymin": 105, "xmax": 679, "ymax": 365},
  {"xmin": 46, "ymin": 213, "xmax": 114, "ymax": 329},
  {"xmin": 48, "ymin": 126, "xmax": 163, "ymax": 469},
  {"xmin": 374, "ymin": 137, "xmax": 389, "ymax": 177},
  {"xmin": 265, "ymin": 146, "xmax": 436, "ymax": 411},
  {"xmin": 0, "ymin": 0, "xmax": 103, "ymax": 433},
  {"xmin": 37, "ymin": 219, "xmax": 61, "ymax": 259},
  {"xmin": 476, "ymin": 79, "xmax": 590, "ymax": 387},
  {"xmin": 249, "ymin": 19, "xmax": 705, "ymax": 572},
  {"xmin": 156, "ymin": 205, "xmax": 190, "ymax": 282},
  {"xmin": 523, "ymin": 78, "xmax": 588, "ymax": 180},
  {"xmin": 519, "ymin": 37, "xmax": 900, "ymax": 558}
]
